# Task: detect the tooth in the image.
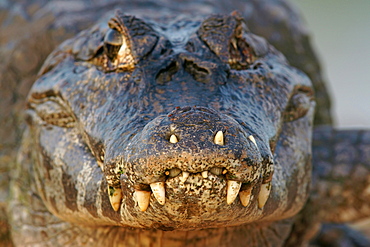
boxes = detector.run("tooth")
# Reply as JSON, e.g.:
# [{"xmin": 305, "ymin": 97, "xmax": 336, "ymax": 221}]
[
  {"xmin": 180, "ymin": 171, "xmax": 189, "ymax": 184},
  {"xmin": 248, "ymin": 135, "xmax": 258, "ymax": 149},
  {"xmin": 150, "ymin": 182, "xmax": 166, "ymax": 205},
  {"xmin": 98, "ymin": 162, "xmax": 104, "ymax": 171},
  {"xmin": 135, "ymin": 190, "xmax": 151, "ymax": 212},
  {"xmin": 169, "ymin": 134, "xmax": 178, "ymax": 143},
  {"xmin": 210, "ymin": 167, "xmax": 223, "ymax": 175},
  {"xmin": 239, "ymin": 188, "xmax": 252, "ymax": 207},
  {"xmin": 202, "ymin": 171, "xmax": 208, "ymax": 178},
  {"xmin": 108, "ymin": 186, "xmax": 122, "ymax": 211},
  {"xmin": 168, "ymin": 168, "xmax": 181, "ymax": 177},
  {"xmin": 258, "ymin": 182, "xmax": 271, "ymax": 208},
  {"xmin": 231, "ymin": 38, "xmax": 238, "ymax": 49},
  {"xmin": 214, "ymin": 131, "xmax": 224, "ymax": 145},
  {"xmin": 226, "ymin": 180, "xmax": 242, "ymax": 205}
]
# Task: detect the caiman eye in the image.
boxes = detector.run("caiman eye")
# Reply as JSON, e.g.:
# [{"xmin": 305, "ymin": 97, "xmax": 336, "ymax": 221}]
[
  {"xmin": 92, "ymin": 10, "xmax": 158, "ymax": 72},
  {"xmin": 104, "ymin": 28, "xmax": 123, "ymax": 61},
  {"xmin": 30, "ymin": 100, "xmax": 75, "ymax": 128},
  {"xmin": 283, "ymin": 87, "xmax": 314, "ymax": 122},
  {"xmin": 197, "ymin": 12, "xmax": 259, "ymax": 70}
]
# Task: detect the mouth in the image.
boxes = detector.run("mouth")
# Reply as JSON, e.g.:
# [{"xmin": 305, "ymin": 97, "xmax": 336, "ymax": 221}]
[
  {"xmin": 107, "ymin": 133, "xmax": 273, "ymax": 214},
  {"xmin": 102, "ymin": 106, "xmax": 275, "ymax": 224},
  {"xmin": 131, "ymin": 169, "xmax": 272, "ymax": 213}
]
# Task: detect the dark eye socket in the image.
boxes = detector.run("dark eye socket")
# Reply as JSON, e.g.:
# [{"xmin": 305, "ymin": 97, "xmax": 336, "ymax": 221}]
[
  {"xmin": 30, "ymin": 100, "xmax": 75, "ymax": 128},
  {"xmin": 104, "ymin": 29, "xmax": 123, "ymax": 61},
  {"xmin": 283, "ymin": 87, "xmax": 314, "ymax": 122},
  {"xmin": 28, "ymin": 98, "xmax": 106, "ymax": 163}
]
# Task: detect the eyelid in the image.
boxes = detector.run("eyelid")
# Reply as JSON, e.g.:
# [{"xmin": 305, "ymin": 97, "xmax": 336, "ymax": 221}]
[{"xmin": 283, "ymin": 86, "xmax": 314, "ymax": 122}]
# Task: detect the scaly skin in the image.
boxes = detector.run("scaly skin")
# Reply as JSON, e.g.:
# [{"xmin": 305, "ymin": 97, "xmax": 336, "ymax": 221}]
[
  {"xmin": 312, "ymin": 127, "xmax": 370, "ymax": 224},
  {"xmin": 9, "ymin": 128, "xmax": 369, "ymax": 247},
  {"xmin": 287, "ymin": 127, "xmax": 370, "ymax": 246}
]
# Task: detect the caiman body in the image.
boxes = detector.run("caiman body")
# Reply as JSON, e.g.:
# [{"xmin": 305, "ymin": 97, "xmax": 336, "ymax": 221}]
[{"xmin": 0, "ymin": 0, "xmax": 369, "ymax": 246}]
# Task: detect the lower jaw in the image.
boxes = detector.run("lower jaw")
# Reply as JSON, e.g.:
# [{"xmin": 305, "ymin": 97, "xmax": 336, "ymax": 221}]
[
  {"xmin": 117, "ymin": 173, "xmax": 270, "ymax": 230},
  {"xmin": 81, "ymin": 220, "xmax": 291, "ymax": 247}
]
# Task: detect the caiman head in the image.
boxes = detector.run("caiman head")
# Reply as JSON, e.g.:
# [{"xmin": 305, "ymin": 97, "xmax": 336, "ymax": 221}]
[{"xmin": 25, "ymin": 10, "xmax": 314, "ymax": 230}]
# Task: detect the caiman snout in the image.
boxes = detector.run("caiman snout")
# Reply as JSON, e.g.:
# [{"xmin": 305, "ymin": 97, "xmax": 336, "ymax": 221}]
[{"xmin": 105, "ymin": 106, "xmax": 274, "ymax": 213}]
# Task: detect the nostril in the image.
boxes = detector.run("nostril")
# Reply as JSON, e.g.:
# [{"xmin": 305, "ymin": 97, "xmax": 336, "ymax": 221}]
[
  {"xmin": 169, "ymin": 134, "xmax": 178, "ymax": 143},
  {"xmin": 214, "ymin": 131, "xmax": 224, "ymax": 145},
  {"xmin": 156, "ymin": 60, "xmax": 179, "ymax": 84},
  {"xmin": 184, "ymin": 59, "xmax": 211, "ymax": 83}
]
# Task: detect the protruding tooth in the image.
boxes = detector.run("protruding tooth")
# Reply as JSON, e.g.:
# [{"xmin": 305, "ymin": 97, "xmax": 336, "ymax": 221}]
[
  {"xmin": 210, "ymin": 167, "xmax": 223, "ymax": 175},
  {"xmin": 135, "ymin": 190, "xmax": 151, "ymax": 212},
  {"xmin": 248, "ymin": 135, "xmax": 258, "ymax": 149},
  {"xmin": 226, "ymin": 180, "xmax": 242, "ymax": 205},
  {"xmin": 180, "ymin": 171, "xmax": 190, "ymax": 184},
  {"xmin": 231, "ymin": 38, "xmax": 238, "ymax": 49},
  {"xmin": 258, "ymin": 182, "xmax": 271, "ymax": 209},
  {"xmin": 150, "ymin": 182, "xmax": 166, "ymax": 205},
  {"xmin": 108, "ymin": 186, "xmax": 122, "ymax": 211},
  {"xmin": 169, "ymin": 134, "xmax": 178, "ymax": 143},
  {"xmin": 202, "ymin": 171, "xmax": 208, "ymax": 178},
  {"xmin": 239, "ymin": 188, "xmax": 252, "ymax": 207},
  {"xmin": 214, "ymin": 131, "xmax": 224, "ymax": 145}
]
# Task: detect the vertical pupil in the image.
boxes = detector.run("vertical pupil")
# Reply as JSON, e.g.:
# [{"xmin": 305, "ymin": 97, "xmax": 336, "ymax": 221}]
[{"xmin": 104, "ymin": 29, "xmax": 123, "ymax": 61}]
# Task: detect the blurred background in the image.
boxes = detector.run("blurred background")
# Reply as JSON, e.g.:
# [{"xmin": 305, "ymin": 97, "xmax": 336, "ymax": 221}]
[
  {"xmin": 292, "ymin": 0, "xmax": 370, "ymax": 129},
  {"xmin": 293, "ymin": 0, "xmax": 370, "ymax": 233}
]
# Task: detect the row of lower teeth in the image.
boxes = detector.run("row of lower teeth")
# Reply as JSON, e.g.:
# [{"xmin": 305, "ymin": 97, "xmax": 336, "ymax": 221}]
[
  {"xmin": 107, "ymin": 134, "xmax": 262, "ymax": 211},
  {"xmin": 108, "ymin": 179, "xmax": 271, "ymax": 212}
]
